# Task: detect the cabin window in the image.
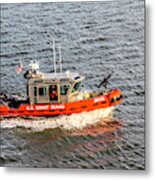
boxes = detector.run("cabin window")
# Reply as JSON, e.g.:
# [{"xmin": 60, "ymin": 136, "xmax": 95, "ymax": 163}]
[
  {"xmin": 27, "ymin": 85, "xmax": 29, "ymax": 96},
  {"xmin": 72, "ymin": 82, "xmax": 81, "ymax": 93},
  {"xmin": 60, "ymin": 84, "xmax": 70, "ymax": 95},
  {"xmin": 39, "ymin": 87, "xmax": 47, "ymax": 96},
  {"xmin": 34, "ymin": 87, "xmax": 37, "ymax": 96},
  {"xmin": 49, "ymin": 85, "xmax": 58, "ymax": 101}
]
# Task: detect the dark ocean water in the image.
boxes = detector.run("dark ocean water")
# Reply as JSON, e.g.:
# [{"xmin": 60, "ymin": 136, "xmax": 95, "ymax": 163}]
[{"xmin": 0, "ymin": 0, "xmax": 145, "ymax": 169}]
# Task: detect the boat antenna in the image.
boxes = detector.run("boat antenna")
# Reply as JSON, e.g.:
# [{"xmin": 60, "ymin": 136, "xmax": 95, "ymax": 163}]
[
  {"xmin": 58, "ymin": 43, "xmax": 62, "ymax": 73},
  {"xmin": 53, "ymin": 38, "xmax": 56, "ymax": 74}
]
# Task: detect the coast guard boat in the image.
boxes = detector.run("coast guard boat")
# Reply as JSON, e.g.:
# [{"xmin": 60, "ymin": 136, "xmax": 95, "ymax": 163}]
[{"xmin": 0, "ymin": 41, "xmax": 123, "ymax": 117}]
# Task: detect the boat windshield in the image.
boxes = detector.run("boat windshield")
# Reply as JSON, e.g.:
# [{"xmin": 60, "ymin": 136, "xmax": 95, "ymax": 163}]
[{"xmin": 72, "ymin": 82, "xmax": 81, "ymax": 93}]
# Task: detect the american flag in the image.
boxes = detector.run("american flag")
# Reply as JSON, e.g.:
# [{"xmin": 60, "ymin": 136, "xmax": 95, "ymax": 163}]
[{"xmin": 16, "ymin": 61, "xmax": 24, "ymax": 74}]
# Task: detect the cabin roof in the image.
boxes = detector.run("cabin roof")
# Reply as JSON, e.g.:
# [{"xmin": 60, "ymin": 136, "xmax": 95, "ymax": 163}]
[
  {"xmin": 43, "ymin": 72, "xmax": 80, "ymax": 80},
  {"xmin": 28, "ymin": 71, "xmax": 84, "ymax": 83}
]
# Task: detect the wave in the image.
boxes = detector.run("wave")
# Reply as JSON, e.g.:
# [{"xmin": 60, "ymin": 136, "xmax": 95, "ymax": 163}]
[{"xmin": 1, "ymin": 107, "xmax": 113, "ymax": 132}]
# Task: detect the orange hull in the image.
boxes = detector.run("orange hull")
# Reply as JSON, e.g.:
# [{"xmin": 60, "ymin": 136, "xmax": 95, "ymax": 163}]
[{"xmin": 0, "ymin": 89, "xmax": 123, "ymax": 117}]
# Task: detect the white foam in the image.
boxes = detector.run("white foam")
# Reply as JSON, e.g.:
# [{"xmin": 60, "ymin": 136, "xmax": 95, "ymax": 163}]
[{"xmin": 1, "ymin": 107, "xmax": 114, "ymax": 132}]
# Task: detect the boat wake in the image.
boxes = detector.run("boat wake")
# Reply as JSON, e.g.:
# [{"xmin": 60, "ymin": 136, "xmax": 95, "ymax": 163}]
[{"xmin": 1, "ymin": 107, "xmax": 114, "ymax": 132}]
